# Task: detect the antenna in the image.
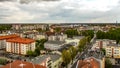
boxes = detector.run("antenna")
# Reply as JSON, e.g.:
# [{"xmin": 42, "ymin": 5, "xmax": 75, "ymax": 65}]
[{"xmin": 116, "ymin": 20, "xmax": 118, "ymax": 26}]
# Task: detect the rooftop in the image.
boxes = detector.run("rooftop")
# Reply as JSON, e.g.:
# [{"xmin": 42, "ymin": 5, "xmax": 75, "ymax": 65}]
[
  {"xmin": 6, "ymin": 37, "xmax": 35, "ymax": 44},
  {"xmin": 73, "ymin": 36, "xmax": 84, "ymax": 40},
  {"xmin": 45, "ymin": 41, "xmax": 65, "ymax": 45},
  {"xmin": 28, "ymin": 54, "xmax": 61, "ymax": 64},
  {"xmin": 77, "ymin": 57, "xmax": 100, "ymax": 68},
  {"xmin": 107, "ymin": 43, "xmax": 120, "ymax": 47},
  {"xmin": 0, "ymin": 34, "xmax": 19, "ymax": 40},
  {"xmin": 96, "ymin": 39, "xmax": 116, "ymax": 42},
  {"xmin": 1, "ymin": 60, "xmax": 46, "ymax": 68}
]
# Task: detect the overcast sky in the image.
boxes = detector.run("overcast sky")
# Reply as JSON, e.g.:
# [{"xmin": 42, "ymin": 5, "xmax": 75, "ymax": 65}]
[{"xmin": 0, "ymin": 0, "xmax": 120, "ymax": 23}]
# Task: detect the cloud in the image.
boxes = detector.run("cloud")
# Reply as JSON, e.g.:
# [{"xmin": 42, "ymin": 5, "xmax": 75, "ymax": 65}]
[
  {"xmin": 19, "ymin": 0, "xmax": 60, "ymax": 4},
  {"xmin": 0, "ymin": 0, "xmax": 120, "ymax": 23}
]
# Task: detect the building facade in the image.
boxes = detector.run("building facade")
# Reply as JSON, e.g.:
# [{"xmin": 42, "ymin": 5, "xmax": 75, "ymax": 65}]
[
  {"xmin": 44, "ymin": 41, "xmax": 65, "ymax": 50},
  {"xmin": 105, "ymin": 44, "xmax": 120, "ymax": 58},
  {"xmin": 48, "ymin": 34, "xmax": 67, "ymax": 41},
  {"xmin": 92, "ymin": 39, "xmax": 116, "ymax": 50},
  {"xmin": 0, "ymin": 34, "xmax": 19, "ymax": 49},
  {"xmin": 6, "ymin": 37, "xmax": 35, "ymax": 55}
]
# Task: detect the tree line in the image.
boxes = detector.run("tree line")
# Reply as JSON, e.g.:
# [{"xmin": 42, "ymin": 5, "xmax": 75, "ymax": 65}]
[
  {"xmin": 96, "ymin": 28, "xmax": 120, "ymax": 43},
  {"xmin": 61, "ymin": 36, "xmax": 91, "ymax": 67}
]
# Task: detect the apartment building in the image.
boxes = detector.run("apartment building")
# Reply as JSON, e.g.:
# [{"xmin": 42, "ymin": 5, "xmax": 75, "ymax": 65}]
[
  {"xmin": 6, "ymin": 37, "xmax": 35, "ymax": 55},
  {"xmin": 44, "ymin": 41, "xmax": 65, "ymax": 50},
  {"xmin": 0, "ymin": 34, "xmax": 19, "ymax": 49},
  {"xmin": 92, "ymin": 39, "xmax": 116, "ymax": 50},
  {"xmin": 65, "ymin": 36, "xmax": 84, "ymax": 46},
  {"xmin": 48, "ymin": 34, "xmax": 67, "ymax": 41},
  {"xmin": 105, "ymin": 44, "xmax": 120, "ymax": 58}
]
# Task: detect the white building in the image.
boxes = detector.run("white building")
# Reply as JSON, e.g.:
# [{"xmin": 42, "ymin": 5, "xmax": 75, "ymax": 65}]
[
  {"xmin": 35, "ymin": 34, "xmax": 46, "ymax": 40},
  {"xmin": 105, "ymin": 44, "xmax": 120, "ymax": 58},
  {"xmin": 48, "ymin": 34, "xmax": 67, "ymax": 41},
  {"xmin": 65, "ymin": 36, "xmax": 84, "ymax": 46},
  {"xmin": 92, "ymin": 39, "xmax": 116, "ymax": 50},
  {"xmin": 6, "ymin": 37, "xmax": 35, "ymax": 55},
  {"xmin": 44, "ymin": 41, "xmax": 65, "ymax": 50},
  {"xmin": 0, "ymin": 34, "xmax": 19, "ymax": 49}
]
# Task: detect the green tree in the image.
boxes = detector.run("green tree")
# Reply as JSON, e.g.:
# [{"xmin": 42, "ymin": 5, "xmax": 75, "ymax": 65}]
[
  {"xmin": 27, "ymin": 50, "xmax": 34, "ymax": 56},
  {"xmin": 69, "ymin": 46, "xmax": 77, "ymax": 63},
  {"xmin": 80, "ymin": 30, "xmax": 94, "ymax": 39},
  {"xmin": 96, "ymin": 28, "xmax": 120, "ymax": 44},
  {"xmin": 101, "ymin": 48, "xmax": 106, "ymax": 55},
  {"xmin": 62, "ymin": 50, "xmax": 71, "ymax": 67},
  {"xmin": 0, "ymin": 24, "xmax": 12, "ymax": 31},
  {"xmin": 105, "ymin": 58, "xmax": 112, "ymax": 68},
  {"xmin": 78, "ymin": 37, "xmax": 87, "ymax": 52},
  {"xmin": 0, "ymin": 58, "xmax": 8, "ymax": 65},
  {"xmin": 54, "ymin": 27, "xmax": 61, "ymax": 33},
  {"xmin": 65, "ymin": 29, "xmax": 78, "ymax": 38}
]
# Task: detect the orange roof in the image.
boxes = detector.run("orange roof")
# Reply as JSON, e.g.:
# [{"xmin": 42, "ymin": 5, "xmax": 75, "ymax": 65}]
[
  {"xmin": 1, "ymin": 60, "xmax": 46, "ymax": 68},
  {"xmin": 6, "ymin": 37, "xmax": 35, "ymax": 44},
  {"xmin": 77, "ymin": 57, "xmax": 100, "ymax": 68},
  {"xmin": 0, "ymin": 34, "xmax": 19, "ymax": 40}
]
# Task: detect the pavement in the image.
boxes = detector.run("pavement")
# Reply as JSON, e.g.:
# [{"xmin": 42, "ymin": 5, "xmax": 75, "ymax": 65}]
[{"xmin": 71, "ymin": 34, "xmax": 96, "ymax": 68}]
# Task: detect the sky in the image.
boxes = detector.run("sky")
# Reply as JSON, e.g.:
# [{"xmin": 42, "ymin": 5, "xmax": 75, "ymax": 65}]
[{"xmin": 0, "ymin": 0, "xmax": 120, "ymax": 23}]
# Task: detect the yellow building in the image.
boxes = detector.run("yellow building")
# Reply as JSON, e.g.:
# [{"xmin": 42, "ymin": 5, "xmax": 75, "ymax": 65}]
[{"xmin": 105, "ymin": 44, "xmax": 120, "ymax": 58}]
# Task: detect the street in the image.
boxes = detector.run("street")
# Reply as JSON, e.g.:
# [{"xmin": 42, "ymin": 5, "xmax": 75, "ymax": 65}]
[{"xmin": 71, "ymin": 33, "xmax": 96, "ymax": 68}]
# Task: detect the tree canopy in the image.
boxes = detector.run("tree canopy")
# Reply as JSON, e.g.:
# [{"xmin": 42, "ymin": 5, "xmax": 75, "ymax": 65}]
[
  {"xmin": 62, "ymin": 50, "xmax": 71, "ymax": 67},
  {"xmin": 0, "ymin": 25, "xmax": 12, "ymax": 31},
  {"xmin": 96, "ymin": 28, "xmax": 120, "ymax": 43},
  {"xmin": 65, "ymin": 29, "xmax": 78, "ymax": 38},
  {"xmin": 105, "ymin": 58, "xmax": 112, "ymax": 68}
]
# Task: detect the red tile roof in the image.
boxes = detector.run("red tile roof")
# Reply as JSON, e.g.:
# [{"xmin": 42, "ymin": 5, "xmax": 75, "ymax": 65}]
[
  {"xmin": 0, "ymin": 34, "xmax": 19, "ymax": 40},
  {"xmin": 77, "ymin": 57, "xmax": 100, "ymax": 68},
  {"xmin": 6, "ymin": 37, "xmax": 35, "ymax": 44},
  {"xmin": 45, "ymin": 31, "xmax": 55, "ymax": 36},
  {"xmin": 0, "ymin": 60, "xmax": 46, "ymax": 68}
]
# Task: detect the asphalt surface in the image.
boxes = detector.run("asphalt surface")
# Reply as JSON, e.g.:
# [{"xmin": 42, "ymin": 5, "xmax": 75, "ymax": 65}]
[{"xmin": 71, "ymin": 34, "xmax": 96, "ymax": 68}]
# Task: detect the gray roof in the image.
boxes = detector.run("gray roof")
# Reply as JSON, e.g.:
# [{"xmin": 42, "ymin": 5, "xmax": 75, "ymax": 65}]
[
  {"xmin": 107, "ymin": 43, "xmax": 120, "ymax": 47},
  {"xmin": 28, "ymin": 55, "xmax": 49, "ymax": 64},
  {"xmin": 29, "ymin": 54, "xmax": 61, "ymax": 64},
  {"xmin": 96, "ymin": 39, "xmax": 116, "ymax": 41},
  {"xmin": 73, "ymin": 36, "xmax": 84, "ymax": 39},
  {"xmin": 45, "ymin": 41, "xmax": 65, "ymax": 45},
  {"xmin": 49, "ymin": 54, "xmax": 61, "ymax": 62}
]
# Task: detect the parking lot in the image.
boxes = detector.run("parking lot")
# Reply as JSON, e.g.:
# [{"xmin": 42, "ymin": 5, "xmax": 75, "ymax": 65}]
[{"xmin": 0, "ymin": 50, "xmax": 28, "ymax": 61}]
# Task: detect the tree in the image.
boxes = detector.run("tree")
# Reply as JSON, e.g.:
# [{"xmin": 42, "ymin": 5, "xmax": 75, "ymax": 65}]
[
  {"xmin": 80, "ymin": 30, "xmax": 94, "ymax": 39},
  {"xmin": 96, "ymin": 28, "xmax": 120, "ymax": 44},
  {"xmin": 0, "ymin": 58, "xmax": 8, "ymax": 65},
  {"xmin": 34, "ymin": 48, "xmax": 40, "ymax": 56},
  {"xmin": 26, "ymin": 50, "xmax": 34, "ymax": 56},
  {"xmin": 62, "ymin": 50, "xmax": 71, "ymax": 67},
  {"xmin": 0, "ymin": 24, "xmax": 12, "ymax": 31},
  {"xmin": 101, "ymin": 48, "xmax": 106, "ymax": 55},
  {"xmin": 69, "ymin": 46, "xmax": 77, "ymax": 63},
  {"xmin": 65, "ymin": 29, "xmax": 78, "ymax": 38},
  {"xmin": 105, "ymin": 58, "xmax": 112, "ymax": 68},
  {"xmin": 78, "ymin": 37, "xmax": 87, "ymax": 52},
  {"xmin": 54, "ymin": 27, "xmax": 61, "ymax": 33}
]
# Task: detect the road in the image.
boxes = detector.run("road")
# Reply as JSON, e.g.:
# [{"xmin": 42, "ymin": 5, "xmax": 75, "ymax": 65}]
[{"xmin": 71, "ymin": 33, "xmax": 96, "ymax": 68}]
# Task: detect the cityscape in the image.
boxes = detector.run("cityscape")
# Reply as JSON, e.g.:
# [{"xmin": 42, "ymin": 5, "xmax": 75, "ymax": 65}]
[
  {"xmin": 0, "ymin": 24, "xmax": 120, "ymax": 68},
  {"xmin": 1, "ymin": 0, "xmax": 120, "ymax": 68}
]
